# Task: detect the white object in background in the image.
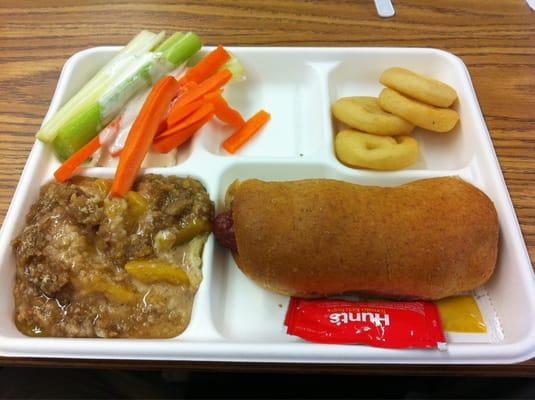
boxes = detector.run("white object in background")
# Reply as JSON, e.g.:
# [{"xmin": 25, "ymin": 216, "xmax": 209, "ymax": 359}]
[
  {"xmin": 374, "ymin": 0, "xmax": 395, "ymax": 17},
  {"xmin": 527, "ymin": 0, "xmax": 535, "ymax": 11}
]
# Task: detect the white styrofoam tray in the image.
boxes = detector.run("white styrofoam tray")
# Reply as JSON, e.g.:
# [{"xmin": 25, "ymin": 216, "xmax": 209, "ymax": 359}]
[{"xmin": 0, "ymin": 46, "xmax": 534, "ymax": 364}]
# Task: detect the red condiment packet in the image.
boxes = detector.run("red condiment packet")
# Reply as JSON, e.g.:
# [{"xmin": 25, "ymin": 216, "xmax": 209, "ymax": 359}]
[{"xmin": 284, "ymin": 298, "xmax": 446, "ymax": 350}]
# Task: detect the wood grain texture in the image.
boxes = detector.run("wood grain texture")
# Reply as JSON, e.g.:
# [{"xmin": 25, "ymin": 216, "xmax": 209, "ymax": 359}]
[{"xmin": 0, "ymin": 0, "xmax": 534, "ymax": 373}]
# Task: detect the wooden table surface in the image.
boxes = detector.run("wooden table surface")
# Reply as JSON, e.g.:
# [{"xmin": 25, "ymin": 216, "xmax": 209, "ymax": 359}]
[{"xmin": 0, "ymin": 0, "xmax": 534, "ymax": 375}]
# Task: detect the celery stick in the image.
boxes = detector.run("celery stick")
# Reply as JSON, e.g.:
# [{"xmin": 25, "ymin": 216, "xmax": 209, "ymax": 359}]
[
  {"xmin": 51, "ymin": 32, "xmax": 202, "ymax": 160},
  {"xmin": 36, "ymin": 30, "xmax": 164, "ymax": 143},
  {"xmin": 37, "ymin": 31, "xmax": 161, "ymax": 143},
  {"xmin": 148, "ymin": 31, "xmax": 166, "ymax": 51},
  {"xmin": 88, "ymin": 31, "xmax": 165, "ymax": 87},
  {"xmin": 53, "ymin": 103, "xmax": 101, "ymax": 160},
  {"xmin": 155, "ymin": 32, "xmax": 184, "ymax": 53},
  {"xmin": 163, "ymin": 32, "xmax": 202, "ymax": 65},
  {"xmin": 42, "ymin": 31, "xmax": 165, "ymax": 142},
  {"xmin": 98, "ymin": 34, "xmax": 200, "ymax": 120},
  {"xmin": 221, "ymin": 51, "xmax": 245, "ymax": 81}
]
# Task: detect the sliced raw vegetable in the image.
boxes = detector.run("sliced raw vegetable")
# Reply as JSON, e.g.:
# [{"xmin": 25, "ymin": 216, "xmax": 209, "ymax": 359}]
[
  {"xmin": 54, "ymin": 135, "xmax": 101, "ymax": 182},
  {"xmin": 222, "ymin": 110, "xmax": 270, "ymax": 153},
  {"xmin": 153, "ymin": 114, "xmax": 213, "ymax": 153},
  {"xmin": 110, "ymin": 76, "xmax": 181, "ymax": 197},
  {"xmin": 177, "ymin": 79, "xmax": 198, "ymax": 96},
  {"xmin": 166, "ymin": 98, "xmax": 205, "ymax": 127},
  {"xmin": 98, "ymin": 62, "xmax": 187, "ymax": 157},
  {"xmin": 163, "ymin": 32, "xmax": 202, "ymax": 66},
  {"xmin": 171, "ymin": 69, "xmax": 232, "ymax": 110},
  {"xmin": 52, "ymin": 103, "xmax": 102, "ymax": 161},
  {"xmin": 37, "ymin": 30, "xmax": 164, "ymax": 143},
  {"xmin": 154, "ymin": 32, "xmax": 184, "ymax": 53},
  {"xmin": 158, "ymin": 103, "xmax": 214, "ymax": 140},
  {"xmin": 154, "ymin": 79, "xmax": 197, "ymax": 135},
  {"xmin": 49, "ymin": 31, "xmax": 202, "ymax": 161},
  {"xmin": 184, "ymin": 45, "xmax": 230, "ymax": 83},
  {"xmin": 204, "ymin": 91, "xmax": 245, "ymax": 128},
  {"xmin": 220, "ymin": 50, "xmax": 245, "ymax": 81}
]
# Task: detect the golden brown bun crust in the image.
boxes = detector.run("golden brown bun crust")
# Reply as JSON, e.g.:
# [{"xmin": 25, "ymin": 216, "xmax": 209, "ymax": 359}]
[{"xmin": 231, "ymin": 177, "xmax": 498, "ymax": 300}]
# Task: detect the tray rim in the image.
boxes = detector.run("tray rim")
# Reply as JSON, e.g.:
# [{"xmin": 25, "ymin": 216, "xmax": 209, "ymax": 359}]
[{"xmin": 1, "ymin": 45, "xmax": 534, "ymax": 365}]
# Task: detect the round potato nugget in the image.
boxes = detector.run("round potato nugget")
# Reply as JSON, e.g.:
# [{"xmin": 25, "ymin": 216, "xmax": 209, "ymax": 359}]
[
  {"xmin": 380, "ymin": 67, "xmax": 458, "ymax": 108},
  {"xmin": 332, "ymin": 96, "xmax": 414, "ymax": 136},
  {"xmin": 379, "ymin": 88, "xmax": 459, "ymax": 133},
  {"xmin": 335, "ymin": 129, "xmax": 419, "ymax": 171}
]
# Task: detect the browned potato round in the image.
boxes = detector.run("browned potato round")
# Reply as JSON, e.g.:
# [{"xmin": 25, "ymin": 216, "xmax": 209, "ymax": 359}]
[
  {"xmin": 332, "ymin": 96, "xmax": 414, "ymax": 136},
  {"xmin": 380, "ymin": 67, "xmax": 458, "ymax": 108},
  {"xmin": 335, "ymin": 129, "xmax": 419, "ymax": 171},
  {"xmin": 379, "ymin": 88, "xmax": 459, "ymax": 133}
]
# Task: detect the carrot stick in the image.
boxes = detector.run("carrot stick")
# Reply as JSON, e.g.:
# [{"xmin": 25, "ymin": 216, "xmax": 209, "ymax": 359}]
[
  {"xmin": 54, "ymin": 136, "xmax": 100, "ymax": 182},
  {"xmin": 156, "ymin": 119, "xmax": 168, "ymax": 137},
  {"xmin": 153, "ymin": 113, "xmax": 214, "ymax": 153},
  {"xmin": 204, "ymin": 91, "xmax": 245, "ymax": 128},
  {"xmin": 184, "ymin": 45, "xmax": 230, "ymax": 84},
  {"xmin": 158, "ymin": 103, "xmax": 214, "ymax": 140},
  {"xmin": 166, "ymin": 98, "xmax": 205, "ymax": 128},
  {"xmin": 222, "ymin": 110, "xmax": 270, "ymax": 154},
  {"xmin": 172, "ymin": 69, "xmax": 232, "ymax": 110},
  {"xmin": 177, "ymin": 79, "xmax": 197, "ymax": 95},
  {"xmin": 110, "ymin": 76, "xmax": 181, "ymax": 197},
  {"xmin": 156, "ymin": 81, "xmax": 197, "ymax": 135}
]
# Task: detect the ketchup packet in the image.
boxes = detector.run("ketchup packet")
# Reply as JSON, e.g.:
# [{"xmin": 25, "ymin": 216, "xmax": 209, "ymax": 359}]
[{"xmin": 284, "ymin": 298, "xmax": 446, "ymax": 350}]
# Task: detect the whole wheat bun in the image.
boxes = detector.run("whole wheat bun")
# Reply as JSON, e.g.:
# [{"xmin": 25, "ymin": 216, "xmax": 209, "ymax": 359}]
[{"xmin": 230, "ymin": 177, "xmax": 498, "ymax": 300}]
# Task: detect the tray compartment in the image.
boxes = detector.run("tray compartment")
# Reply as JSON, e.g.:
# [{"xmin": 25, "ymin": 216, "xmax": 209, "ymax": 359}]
[
  {"xmin": 197, "ymin": 49, "xmax": 326, "ymax": 158},
  {"xmin": 0, "ymin": 160, "xmax": 221, "ymax": 341},
  {"xmin": 326, "ymin": 49, "xmax": 480, "ymax": 171},
  {"xmin": 211, "ymin": 160, "xmax": 477, "ymax": 341}
]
